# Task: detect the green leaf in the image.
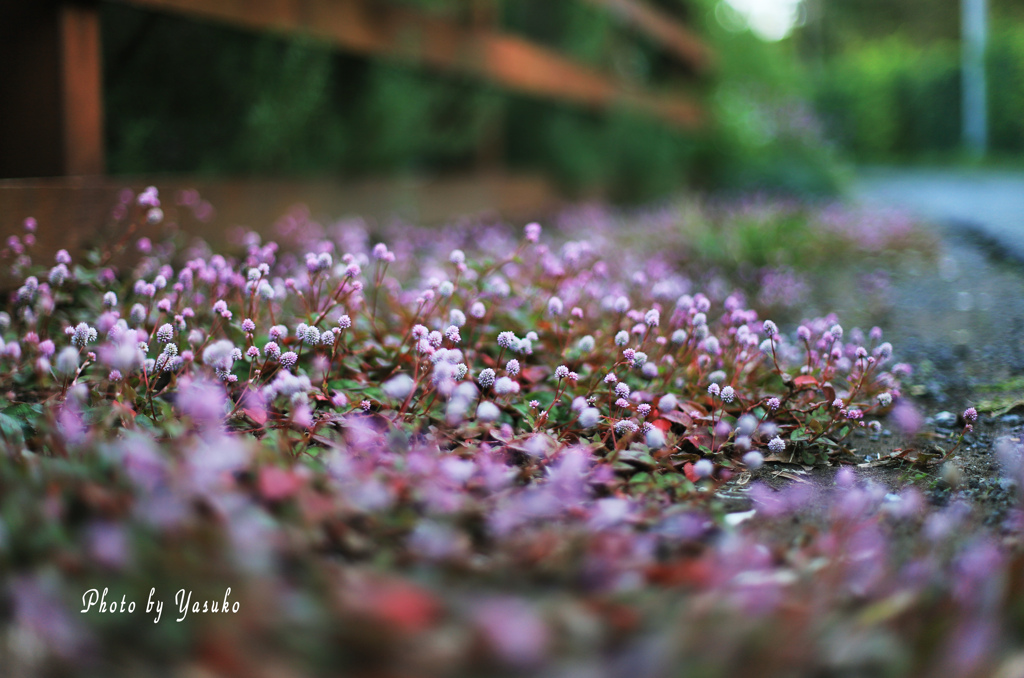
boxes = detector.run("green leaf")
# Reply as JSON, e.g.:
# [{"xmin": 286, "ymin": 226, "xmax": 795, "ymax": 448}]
[
  {"xmin": 0, "ymin": 413, "xmax": 25, "ymax": 444},
  {"xmin": 3, "ymin": 402, "xmax": 42, "ymax": 423}
]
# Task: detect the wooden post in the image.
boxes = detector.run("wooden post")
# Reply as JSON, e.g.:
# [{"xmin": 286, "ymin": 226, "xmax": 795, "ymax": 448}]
[
  {"xmin": 0, "ymin": 1, "xmax": 105, "ymax": 178},
  {"xmin": 962, "ymin": 0, "xmax": 988, "ymax": 155}
]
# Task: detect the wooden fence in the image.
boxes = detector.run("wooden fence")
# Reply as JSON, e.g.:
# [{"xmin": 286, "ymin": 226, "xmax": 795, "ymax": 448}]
[
  {"xmin": 0, "ymin": 0, "xmax": 710, "ymax": 247},
  {"xmin": 0, "ymin": 0, "xmax": 710, "ymax": 179}
]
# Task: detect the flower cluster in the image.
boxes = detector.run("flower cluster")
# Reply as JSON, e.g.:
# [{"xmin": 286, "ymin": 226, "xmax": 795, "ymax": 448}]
[
  {"xmin": 0, "ymin": 194, "xmax": 909, "ymax": 479},
  {"xmin": 1, "ymin": 190, "xmax": 998, "ymax": 678}
]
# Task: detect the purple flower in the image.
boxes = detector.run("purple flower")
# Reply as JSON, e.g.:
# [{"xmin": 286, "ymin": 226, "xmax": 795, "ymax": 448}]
[
  {"xmin": 38, "ymin": 339, "xmax": 55, "ymax": 357},
  {"xmin": 156, "ymin": 323, "xmax": 174, "ymax": 344},
  {"xmin": 615, "ymin": 419, "xmax": 639, "ymax": 434},
  {"xmin": 474, "ymin": 598, "xmax": 547, "ymax": 667},
  {"xmin": 743, "ymin": 451, "xmax": 764, "ymax": 469},
  {"xmin": 55, "ymin": 347, "xmax": 79, "ymax": 376},
  {"xmin": 477, "ymin": 368, "xmax": 496, "ymax": 388},
  {"xmin": 494, "ymin": 377, "xmax": 518, "ymax": 395},
  {"xmin": 578, "ymin": 407, "xmax": 601, "ymax": 428},
  {"xmin": 477, "ymin": 401, "xmax": 500, "ymax": 422},
  {"xmin": 383, "ymin": 374, "xmax": 414, "ymax": 400}
]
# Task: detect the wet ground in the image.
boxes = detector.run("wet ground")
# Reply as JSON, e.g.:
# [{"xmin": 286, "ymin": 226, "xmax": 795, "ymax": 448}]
[{"xmin": 857, "ymin": 167, "xmax": 1024, "ymax": 259}]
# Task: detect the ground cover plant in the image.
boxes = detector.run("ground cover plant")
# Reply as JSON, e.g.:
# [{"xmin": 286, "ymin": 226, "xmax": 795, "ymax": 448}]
[{"xmin": 1, "ymin": 190, "xmax": 1022, "ymax": 677}]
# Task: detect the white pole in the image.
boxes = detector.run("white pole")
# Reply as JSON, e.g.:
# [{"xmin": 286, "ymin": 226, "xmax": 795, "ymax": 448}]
[{"xmin": 962, "ymin": 0, "xmax": 988, "ymax": 155}]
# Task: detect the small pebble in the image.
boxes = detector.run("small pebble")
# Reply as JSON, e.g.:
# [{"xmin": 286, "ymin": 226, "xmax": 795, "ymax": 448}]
[
  {"xmin": 941, "ymin": 463, "xmax": 963, "ymax": 488},
  {"xmin": 1000, "ymin": 414, "xmax": 1022, "ymax": 427},
  {"xmin": 932, "ymin": 411, "xmax": 958, "ymax": 429}
]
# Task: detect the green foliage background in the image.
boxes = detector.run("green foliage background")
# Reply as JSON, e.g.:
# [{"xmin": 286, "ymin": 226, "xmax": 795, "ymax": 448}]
[
  {"xmin": 102, "ymin": 0, "xmax": 842, "ymax": 201},
  {"xmin": 804, "ymin": 4, "xmax": 1024, "ymax": 162}
]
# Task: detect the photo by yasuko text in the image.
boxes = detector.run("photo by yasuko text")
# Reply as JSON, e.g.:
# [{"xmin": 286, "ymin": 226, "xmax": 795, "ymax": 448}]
[{"xmin": 81, "ymin": 587, "xmax": 240, "ymax": 623}]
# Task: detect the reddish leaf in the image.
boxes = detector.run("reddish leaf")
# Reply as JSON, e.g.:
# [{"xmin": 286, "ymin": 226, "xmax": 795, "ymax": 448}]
[
  {"xmin": 647, "ymin": 558, "xmax": 713, "ymax": 587},
  {"xmin": 242, "ymin": 408, "xmax": 267, "ymax": 426},
  {"xmin": 661, "ymin": 410, "xmax": 693, "ymax": 427},
  {"xmin": 587, "ymin": 600, "xmax": 642, "ymax": 633},
  {"xmin": 683, "ymin": 434, "xmax": 711, "ymax": 450},
  {"xmin": 652, "ymin": 418, "xmax": 672, "ymax": 432},
  {"xmin": 682, "ymin": 401, "xmax": 709, "ymax": 417},
  {"xmin": 369, "ymin": 581, "xmax": 441, "ymax": 633},
  {"xmin": 683, "ymin": 462, "xmax": 699, "ymax": 482},
  {"xmin": 299, "ymin": 490, "xmax": 336, "ymax": 523},
  {"xmin": 521, "ymin": 366, "xmax": 547, "ymax": 384},
  {"xmin": 196, "ymin": 628, "xmax": 248, "ymax": 676},
  {"xmin": 793, "ymin": 375, "xmax": 819, "ymax": 389},
  {"xmin": 259, "ymin": 466, "xmax": 303, "ymax": 501}
]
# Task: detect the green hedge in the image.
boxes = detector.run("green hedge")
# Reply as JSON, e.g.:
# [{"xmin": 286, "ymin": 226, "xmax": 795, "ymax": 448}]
[{"xmin": 813, "ymin": 25, "xmax": 1024, "ymax": 160}]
